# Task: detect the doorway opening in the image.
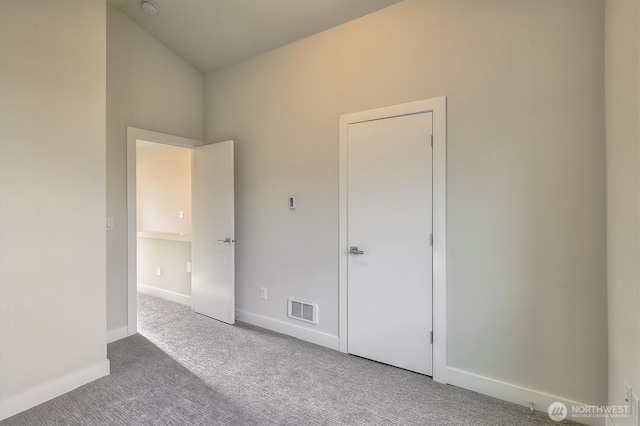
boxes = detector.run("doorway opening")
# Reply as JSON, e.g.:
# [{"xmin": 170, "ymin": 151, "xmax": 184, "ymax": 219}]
[
  {"xmin": 136, "ymin": 140, "xmax": 193, "ymax": 306},
  {"xmin": 125, "ymin": 127, "xmax": 236, "ymax": 337}
]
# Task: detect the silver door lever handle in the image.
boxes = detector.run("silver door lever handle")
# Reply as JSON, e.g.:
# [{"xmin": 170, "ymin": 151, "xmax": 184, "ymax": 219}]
[
  {"xmin": 217, "ymin": 238, "xmax": 232, "ymax": 244},
  {"xmin": 349, "ymin": 246, "xmax": 364, "ymax": 255}
]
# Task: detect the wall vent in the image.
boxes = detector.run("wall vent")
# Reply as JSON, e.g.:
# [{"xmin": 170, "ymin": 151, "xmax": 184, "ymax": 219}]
[{"xmin": 287, "ymin": 297, "xmax": 318, "ymax": 324}]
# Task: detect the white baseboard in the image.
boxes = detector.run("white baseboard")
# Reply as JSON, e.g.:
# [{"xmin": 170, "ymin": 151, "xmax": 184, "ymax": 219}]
[
  {"xmin": 0, "ymin": 359, "xmax": 110, "ymax": 421},
  {"xmin": 236, "ymin": 309, "xmax": 339, "ymax": 351},
  {"xmin": 107, "ymin": 325, "xmax": 129, "ymax": 343},
  {"xmin": 446, "ymin": 367, "xmax": 605, "ymax": 426},
  {"xmin": 137, "ymin": 283, "xmax": 191, "ymax": 306},
  {"xmin": 604, "ymin": 410, "xmax": 639, "ymax": 426}
]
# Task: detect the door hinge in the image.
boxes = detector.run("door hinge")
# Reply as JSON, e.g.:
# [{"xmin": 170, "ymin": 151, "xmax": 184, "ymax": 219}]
[
  {"xmin": 430, "ymin": 134, "xmax": 433, "ymax": 148},
  {"xmin": 430, "ymin": 331, "xmax": 433, "ymax": 344},
  {"xmin": 430, "ymin": 233, "xmax": 433, "ymax": 246}
]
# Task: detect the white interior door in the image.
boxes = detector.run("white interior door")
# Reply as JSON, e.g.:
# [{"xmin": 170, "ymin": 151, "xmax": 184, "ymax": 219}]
[
  {"xmin": 191, "ymin": 141, "xmax": 235, "ymax": 324},
  {"xmin": 347, "ymin": 113, "xmax": 433, "ymax": 375}
]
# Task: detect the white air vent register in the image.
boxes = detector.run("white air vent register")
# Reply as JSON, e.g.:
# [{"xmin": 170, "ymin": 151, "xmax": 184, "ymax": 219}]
[{"xmin": 287, "ymin": 297, "xmax": 318, "ymax": 324}]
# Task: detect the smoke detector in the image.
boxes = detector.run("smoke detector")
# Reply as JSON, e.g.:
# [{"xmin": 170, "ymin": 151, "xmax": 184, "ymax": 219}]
[{"xmin": 141, "ymin": 1, "xmax": 158, "ymax": 16}]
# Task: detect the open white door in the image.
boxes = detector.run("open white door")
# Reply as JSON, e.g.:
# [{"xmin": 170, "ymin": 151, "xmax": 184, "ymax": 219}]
[{"xmin": 191, "ymin": 141, "xmax": 235, "ymax": 324}]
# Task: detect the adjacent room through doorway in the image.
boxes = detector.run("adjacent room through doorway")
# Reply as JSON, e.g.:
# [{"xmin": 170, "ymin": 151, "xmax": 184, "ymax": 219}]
[{"xmin": 136, "ymin": 140, "xmax": 194, "ymax": 306}]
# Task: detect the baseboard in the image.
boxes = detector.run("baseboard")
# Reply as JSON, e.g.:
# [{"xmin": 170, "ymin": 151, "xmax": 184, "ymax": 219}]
[
  {"xmin": 107, "ymin": 325, "xmax": 129, "ymax": 343},
  {"xmin": 235, "ymin": 309, "xmax": 340, "ymax": 351},
  {"xmin": 0, "ymin": 359, "xmax": 110, "ymax": 421},
  {"xmin": 604, "ymin": 410, "xmax": 639, "ymax": 426},
  {"xmin": 446, "ymin": 367, "xmax": 605, "ymax": 426},
  {"xmin": 137, "ymin": 283, "xmax": 191, "ymax": 306}
]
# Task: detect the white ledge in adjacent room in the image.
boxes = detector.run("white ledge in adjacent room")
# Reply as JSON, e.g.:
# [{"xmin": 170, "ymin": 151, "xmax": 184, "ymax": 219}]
[{"xmin": 136, "ymin": 231, "xmax": 192, "ymax": 242}]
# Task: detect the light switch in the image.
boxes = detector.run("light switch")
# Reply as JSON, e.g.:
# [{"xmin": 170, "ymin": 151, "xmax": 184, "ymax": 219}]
[
  {"xmin": 179, "ymin": 211, "xmax": 184, "ymax": 219},
  {"xmin": 106, "ymin": 217, "xmax": 114, "ymax": 230},
  {"xmin": 289, "ymin": 196, "xmax": 296, "ymax": 210}
]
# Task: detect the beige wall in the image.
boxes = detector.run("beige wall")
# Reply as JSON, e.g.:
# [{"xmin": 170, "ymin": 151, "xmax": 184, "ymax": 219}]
[
  {"xmin": 137, "ymin": 238, "xmax": 192, "ymax": 298},
  {"xmin": 0, "ymin": 0, "xmax": 107, "ymax": 405},
  {"xmin": 107, "ymin": 7, "xmax": 203, "ymax": 332},
  {"xmin": 136, "ymin": 141, "xmax": 192, "ymax": 235},
  {"xmin": 606, "ymin": 0, "xmax": 640, "ymax": 423},
  {"xmin": 205, "ymin": 0, "xmax": 607, "ymax": 406}
]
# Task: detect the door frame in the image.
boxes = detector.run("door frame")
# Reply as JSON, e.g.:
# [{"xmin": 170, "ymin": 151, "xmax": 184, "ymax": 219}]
[
  {"xmin": 125, "ymin": 126, "xmax": 203, "ymax": 336},
  {"xmin": 338, "ymin": 97, "xmax": 447, "ymax": 383}
]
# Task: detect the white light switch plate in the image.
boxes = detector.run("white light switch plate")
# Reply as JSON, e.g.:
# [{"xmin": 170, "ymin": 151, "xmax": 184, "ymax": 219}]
[{"xmin": 106, "ymin": 217, "xmax": 114, "ymax": 230}]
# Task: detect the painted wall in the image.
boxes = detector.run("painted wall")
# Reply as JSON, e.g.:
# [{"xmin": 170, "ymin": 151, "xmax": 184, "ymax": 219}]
[
  {"xmin": 136, "ymin": 141, "xmax": 192, "ymax": 235},
  {"xmin": 107, "ymin": 7, "xmax": 203, "ymax": 333},
  {"xmin": 605, "ymin": 1, "xmax": 640, "ymax": 424},
  {"xmin": 204, "ymin": 0, "xmax": 607, "ymax": 407},
  {"xmin": 137, "ymin": 238, "xmax": 192, "ymax": 302},
  {"xmin": 0, "ymin": 0, "xmax": 108, "ymax": 416}
]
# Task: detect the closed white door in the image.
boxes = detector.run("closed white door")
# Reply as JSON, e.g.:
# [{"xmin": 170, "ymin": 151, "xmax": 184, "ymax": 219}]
[
  {"xmin": 191, "ymin": 141, "xmax": 235, "ymax": 324},
  {"xmin": 347, "ymin": 113, "xmax": 433, "ymax": 375}
]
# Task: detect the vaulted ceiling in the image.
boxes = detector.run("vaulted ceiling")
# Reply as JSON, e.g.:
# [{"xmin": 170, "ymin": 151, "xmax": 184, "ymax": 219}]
[{"xmin": 107, "ymin": 0, "xmax": 402, "ymax": 73}]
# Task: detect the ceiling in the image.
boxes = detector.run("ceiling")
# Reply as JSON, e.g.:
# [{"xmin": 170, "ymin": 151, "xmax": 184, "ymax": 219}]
[{"xmin": 107, "ymin": 0, "xmax": 402, "ymax": 74}]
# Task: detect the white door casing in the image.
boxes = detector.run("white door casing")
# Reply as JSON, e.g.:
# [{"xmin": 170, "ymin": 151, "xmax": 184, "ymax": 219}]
[
  {"xmin": 338, "ymin": 97, "xmax": 447, "ymax": 383},
  {"xmin": 347, "ymin": 112, "xmax": 433, "ymax": 375},
  {"xmin": 191, "ymin": 141, "xmax": 235, "ymax": 324}
]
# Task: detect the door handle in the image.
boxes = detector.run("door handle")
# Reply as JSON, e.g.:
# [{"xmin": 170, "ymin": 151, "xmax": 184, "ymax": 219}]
[
  {"xmin": 349, "ymin": 246, "xmax": 364, "ymax": 255},
  {"xmin": 217, "ymin": 238, "xmax": 233, "ymax": 244}
]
